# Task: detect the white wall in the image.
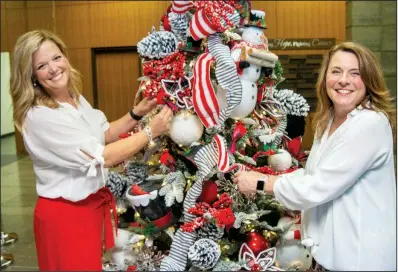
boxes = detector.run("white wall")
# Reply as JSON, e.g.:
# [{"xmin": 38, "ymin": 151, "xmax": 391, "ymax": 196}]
[{"xmin": 1, "ymin": 52, "xmax": 15, "ymax": 136}]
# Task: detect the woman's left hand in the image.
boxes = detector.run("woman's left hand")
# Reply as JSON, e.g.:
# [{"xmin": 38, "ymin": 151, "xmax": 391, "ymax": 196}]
[{"xmin": 133, "ymin": 97, "xmax": 158, "ymax": 117}]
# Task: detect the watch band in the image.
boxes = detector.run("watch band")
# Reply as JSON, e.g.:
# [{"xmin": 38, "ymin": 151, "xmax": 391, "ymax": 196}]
[
  {"xmin": 256, "ymin": 176, "xmax": 268, "ymax": 193},
  {"xmin": 129, "ymin": 107, "xmax": 143, "ymax": 121}
]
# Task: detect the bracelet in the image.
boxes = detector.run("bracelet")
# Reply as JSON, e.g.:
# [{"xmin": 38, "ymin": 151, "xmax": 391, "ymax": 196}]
[
  {"xmin": 130, "ymin": 107, "xmax": 143, "ymax": 121},
  {"xmin": 144, "ymin": 126, "xmax": 153, "ymax": 142}
]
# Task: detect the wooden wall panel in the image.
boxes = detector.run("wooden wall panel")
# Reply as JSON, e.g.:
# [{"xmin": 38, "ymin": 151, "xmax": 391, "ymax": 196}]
[
  {"xmin": 67, "ymin": 48, "xmax": 93, "ymax": 105},
  {"xmin": 5, "ymin": 1, "xmax": 25, "ymax": 9},
  {"xmin": 4, "ymin": 8, "xmax": 27, "ymax": 53},
  {"xmin": 95, "ymin": 52, "xmax": 141, "ymax": 122},
  {"xmin": 1, "ymin": 2, "xmax": 8, "ymax": 51},
  {"xmin": 26, "ymin": 1, "xmax": 52, "ymax": 8},
  {"xmin": 55, "ymin": 4, "xmax": 90, "ymax": 48},
  {"xmin": 88, "ymin": 1, "xmax": 170, "ymax": 47},
  {"xmin": 26, "ymin": 7, "xmax": 54, "ymax": 32}
]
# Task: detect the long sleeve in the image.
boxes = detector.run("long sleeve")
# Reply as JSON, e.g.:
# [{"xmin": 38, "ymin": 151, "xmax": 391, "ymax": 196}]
[
  {"xmin": 23, "ymin": 106, "xmax": 105, "ymax": 177},
  {"xmin": 273, "ymin": 111, "xmax": 392, "ymax": 211}
]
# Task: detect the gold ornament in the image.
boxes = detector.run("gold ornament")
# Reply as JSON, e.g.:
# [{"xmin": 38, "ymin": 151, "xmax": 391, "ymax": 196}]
[
  {"xmin": 263, "ymin": 230, "xmax": 279, "ymax": 244},
  {"xmin": 241, "ymin": 222, "xmax": 255, "ymax": 233},
  {"xmin": 221, "ymin": 245, "xmax": 230, "ymax": 255},
  {"xmin": 134, "ymin": 211, "xmax": 141, "ymax": 221},
  {"xmin": 185, "ymin": 179, "xmax": 193, "ymax": 192},
  {"xmin": 116, "ymin": 205, "xmax": 127, "ymax": 215}
]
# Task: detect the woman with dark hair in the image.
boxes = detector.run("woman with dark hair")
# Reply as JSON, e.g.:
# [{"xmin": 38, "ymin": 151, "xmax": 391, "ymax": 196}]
[{"xmin": 234, "ymin": 42, "xmax": 396, "ymax": 271}]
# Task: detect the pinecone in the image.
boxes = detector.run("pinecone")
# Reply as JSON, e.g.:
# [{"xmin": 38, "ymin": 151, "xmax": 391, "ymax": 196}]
[
  {"xmin": 124, "ymin": 162, "xmax": 148, "ymax": 187},
  {"xmin": 137, "ymin": 27, "xmax": 178, "ymax": 59},
  {"xmin": 169, "ymin": 12, "xmax": 188, "ymax": 43},
  {"xmin": 272, "ymin": 88, "xmax": 310, "ymax": 116},
  {"xmin": 106, "ymin": 172, "xmax": 128, "ymax": 198},
  {"xmin": 188, "ymin": 238, "xmax": 221, "ymax": 270},
  {"xmin": 197, "ymin": 223, "xmax": 224, "ymax": 241}
]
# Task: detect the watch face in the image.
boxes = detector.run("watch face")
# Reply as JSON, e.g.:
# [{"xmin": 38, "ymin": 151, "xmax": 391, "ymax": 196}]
[{"xmin": 256, "ymin": 180, "xmax": 265, "ymax": 191}]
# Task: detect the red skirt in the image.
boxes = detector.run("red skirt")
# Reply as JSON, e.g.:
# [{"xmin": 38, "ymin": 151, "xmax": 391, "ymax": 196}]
[{"xmin": 34, "ymin": 187, "xmax": 117, "ymax": 271}]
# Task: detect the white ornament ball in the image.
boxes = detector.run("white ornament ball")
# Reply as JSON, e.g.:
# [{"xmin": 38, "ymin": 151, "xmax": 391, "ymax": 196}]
[
  {"xmin": 230, "ymin": 80, "xmax": 258, "ymax": 119},
  {"xmin": 267, "ymin": 149, "xmax": 292, "ymax": 172},
  {"xmin": 169, "ymin": 111, "xmax": 204, "ymax": 146},
  {"xmin": 275, "ymin": 239, "xmax": 312, "ymax": 270}
]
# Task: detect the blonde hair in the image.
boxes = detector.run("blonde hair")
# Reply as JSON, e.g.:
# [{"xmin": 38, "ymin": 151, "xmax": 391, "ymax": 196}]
[
  {"xmin": 10, "ymin": 29, "xmax": 83, "ymax": 131},
  {"xmin": 313, "ymin": 42, "xmax": 396, "ymax": 138}
]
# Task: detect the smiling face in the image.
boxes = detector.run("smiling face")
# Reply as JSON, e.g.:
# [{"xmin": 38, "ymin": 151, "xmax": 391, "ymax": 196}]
[
  {"xmin": 326, "ymin": 50, "xmax": 366, "ymax": 116},
  {"xmin": 32, "ymin": 40, "xmax": 70, "ymax": 97}
]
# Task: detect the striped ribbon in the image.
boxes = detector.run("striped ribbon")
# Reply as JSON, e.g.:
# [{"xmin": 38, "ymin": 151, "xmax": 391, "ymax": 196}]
[
  {"xmin": 171, "ymin": 0, "xmax": 193, "ymax": 14},
  {"xmin": 161, "ymin": 33, "xmax": 246, "ymax": 271}
]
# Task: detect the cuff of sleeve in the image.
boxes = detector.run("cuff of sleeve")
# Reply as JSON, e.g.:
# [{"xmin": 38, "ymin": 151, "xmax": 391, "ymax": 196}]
[
  {"xmin": 79, "ymin": 143, "xmax": 105, "ymax": 177},
  {"xmin": 102, "ymin": 121, "xmax": 110, "ymax": 133}
]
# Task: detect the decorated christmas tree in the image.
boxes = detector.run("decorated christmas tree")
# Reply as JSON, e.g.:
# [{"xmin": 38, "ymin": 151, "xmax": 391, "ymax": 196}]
[{"xmin": 104, "ymin": 1, "xmax": 312, "ymax": 271}]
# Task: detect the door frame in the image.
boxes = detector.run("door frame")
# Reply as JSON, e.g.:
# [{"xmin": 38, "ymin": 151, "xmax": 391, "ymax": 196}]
[{"xmin": 91, "ymin": 46, "xmax": 138, "ymax": 109}]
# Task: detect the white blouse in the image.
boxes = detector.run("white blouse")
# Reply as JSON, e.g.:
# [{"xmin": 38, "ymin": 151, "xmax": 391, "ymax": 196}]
[
  {"xmin": 274, "ymin": 107, "xmax": 396, "ymax": 271},
  {"xmin": 22, "ymin": 95, "xmax": 109, "ymax": 202}
]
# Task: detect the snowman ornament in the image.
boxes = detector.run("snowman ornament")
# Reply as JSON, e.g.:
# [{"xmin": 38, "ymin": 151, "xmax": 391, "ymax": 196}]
[
  {"xmin": 218, "ymin": 10, "xmax": 277, "ymax": 120},
  {"xmin": 275, "ymin": 216, "xmax": 313, "ymax": 271}
]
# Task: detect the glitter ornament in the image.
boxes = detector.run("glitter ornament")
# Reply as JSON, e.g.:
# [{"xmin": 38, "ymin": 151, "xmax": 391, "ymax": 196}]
[
  {"xmin": 169, "ymin": 111, "xmax": 204, "ymax": 146},
  {"xmin": 267, "ymin": 149, "xmax": 292, "ymax": 172},
  {"xmin": 245, "ymin": 231, "xmax": 270, "ymax": 256}
]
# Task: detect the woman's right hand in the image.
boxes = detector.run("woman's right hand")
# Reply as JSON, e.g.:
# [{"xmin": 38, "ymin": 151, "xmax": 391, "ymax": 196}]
[{"xmin": 149, "ymin": 106, "xmax": 173, "ymax": 138}]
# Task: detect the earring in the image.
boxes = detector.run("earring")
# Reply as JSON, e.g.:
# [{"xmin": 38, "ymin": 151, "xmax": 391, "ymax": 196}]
[{"xmin": 33, "ymin": 81, "xmax": 37, "ymax": 87}]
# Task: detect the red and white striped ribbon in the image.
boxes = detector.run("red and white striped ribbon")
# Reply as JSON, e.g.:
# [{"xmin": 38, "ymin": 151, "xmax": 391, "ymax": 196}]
[
  {"xmin": 193, "ymin": 52, "xmax": 247, "ymax": 173},
  {"xmin": 189, "ymin": 9, "xmax": 217, "ymax": 41},
  {"xmin": 171, "ymin": 0, "xmax": 193, "ymax": 14},
  {"xmin": 193, "ymin": 52, "xmax": 219, "ymax": 128}
]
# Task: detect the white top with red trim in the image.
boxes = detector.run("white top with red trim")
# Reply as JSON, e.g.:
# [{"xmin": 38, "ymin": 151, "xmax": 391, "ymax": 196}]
[
  {"xmin": 22, "ymin": 95, "xmax": 109, "ymax": 202},
  {"xmin": 274, "ymin": 107, "xmax": 396, "ymax": 271}
]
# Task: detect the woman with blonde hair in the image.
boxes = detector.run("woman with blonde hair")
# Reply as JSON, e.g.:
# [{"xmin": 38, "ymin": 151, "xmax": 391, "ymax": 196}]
[
  {"xmin": 234, "ymin": 42, "xmax": 396, "ymax": 271},
  {"xmin": 10, "ymin": 29, "xmax": 173, "ymax": 270}
]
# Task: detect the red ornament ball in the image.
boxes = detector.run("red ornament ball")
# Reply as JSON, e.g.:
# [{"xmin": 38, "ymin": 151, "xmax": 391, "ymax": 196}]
[
  {"xmin": 246, "ymin": 231, "xmax": 270, "ymax": 256},
  {"xmin": 198, "ymin": 180, "xmax": 218, "ymax": 204}
]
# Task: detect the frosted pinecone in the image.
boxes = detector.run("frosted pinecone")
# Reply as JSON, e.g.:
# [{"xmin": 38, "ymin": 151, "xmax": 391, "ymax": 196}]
[
  {"xmin": 272, "ymin": 88, "xmax": 310, "ymax": 116},
  {"xmin": 197, "ymin": 223, "xmax": 224, "ymax": 241},
  {"xmin": 124, "ymin": 162, "xmax": 148, "ymax": 187},
  {"xmin": 169, "ymin": 12, "xmax": 188, "ymax": 44},
  {"xmin": 188, "ymin": 239, "xmax": 221, "ymax": 270},
  {"xmin": 106, "ymin": 172, "xmax": 128, "ymax": 198},
  {"xmin": 137, "ymin": 26, "xmax": 178, "ymax": 59}
]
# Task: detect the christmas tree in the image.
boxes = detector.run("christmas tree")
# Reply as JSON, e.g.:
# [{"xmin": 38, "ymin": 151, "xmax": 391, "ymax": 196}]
[{"xmin": 104, "ymin": 1, "xmax": 312, "ymax": 271}]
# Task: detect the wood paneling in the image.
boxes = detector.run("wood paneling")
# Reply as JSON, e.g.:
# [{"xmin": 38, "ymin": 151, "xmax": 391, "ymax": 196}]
[
  {"xmin": 3, "ymin": 8, "xmax": 27, "ymax": 53},
  {"xmin": 1, "ymin": 2, "xmax": 8, "ymax": 51},
  {"xmin": 95, "ymin": 51, "xmax": 140, "ymax": 122},
  {"xmin": 26, "ymin": 1, "xmax": 52, "ymax": 8},
  {"xmin": 55, "ymin": 4, "xmax": 90, "ymax": 48},
  {"xmin": 5, "ymin": 1, "xmax": 25, "ymax": 9},
  {"xmin": 67, "ymin": 48, "xmax": 93, "ymax": 104},
  {"xmin": 26, "ymin": 7, "xmax": 53, "ymax": 32},
  {"xmin": 88, "ymin": 1, "xmax": 170, "ymax": 47}
]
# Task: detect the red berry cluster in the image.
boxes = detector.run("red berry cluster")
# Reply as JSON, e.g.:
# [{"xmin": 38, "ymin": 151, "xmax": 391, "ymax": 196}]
[
  {"xmin": 142, "ymin": 51, "xmax": 186, "ymax": 98},
  {"xmin": 193, "ymin": 1, "xmax": 235, "ymax": 32},
  {"xmin": 182, "ymin": 193, "xmax": 235, "ymax": 232}
]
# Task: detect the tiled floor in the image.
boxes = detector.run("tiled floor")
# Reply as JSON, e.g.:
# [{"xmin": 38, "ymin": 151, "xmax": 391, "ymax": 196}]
[{"xmin": 1, "ymin": 135, "xmax": 38, "ymax": 270}]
